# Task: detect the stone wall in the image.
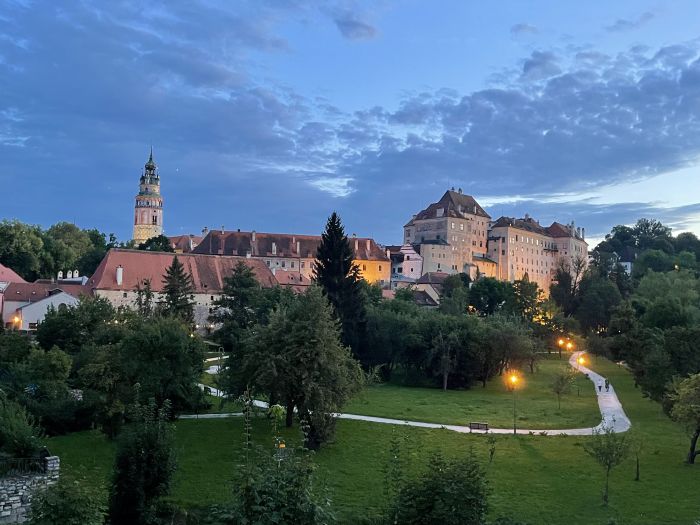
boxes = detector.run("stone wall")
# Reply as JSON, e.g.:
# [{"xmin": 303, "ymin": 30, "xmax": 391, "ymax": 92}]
[{"xmin": 0, "ymin": 457, "xmax": 60, "ymax": 524}]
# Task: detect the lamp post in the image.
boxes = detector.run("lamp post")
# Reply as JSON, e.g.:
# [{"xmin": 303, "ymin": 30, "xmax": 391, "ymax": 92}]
[
  {"xmin": 557, "ymin": 338, "xmax": 564, "ymax": 359},
  {"xmin": 507, "ymin": 373, "xmax": 519, "ymax": 435}
]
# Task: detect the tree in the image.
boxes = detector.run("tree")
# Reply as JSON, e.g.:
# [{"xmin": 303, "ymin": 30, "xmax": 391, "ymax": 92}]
[
  {"xmin": 583, "ymin": 425, "xmax": 630, "ymax": 505},
  {"xmin": 550, "ymin": 256, "xmax": 586, "ymax": 316},
  {"xmin": 109, "ymin": 399, "xmax": 176, "ymax": 525},
  {"xmin": 0, "ymin": 219, "xmax": 45, "ymax": 280},
  {"xmin": 160, "ymin": 256, "xmax": 195, "ymax": 323},
  {"xmin": 210, "ymin": 260, "xmax": 278, "ymax": 352},
  {"xmin": 29, "ymin": 478, "xmax": 106, "ymax": 525},
  {"xmin": 391, "ymin": 451, "xmax": 489, "ymax": 525},
  {"xmin": 233, "ymin": 286, "xmax": 363, "ymax": 449},
  {"xmin": 119, "ymin": 317, "xmax": 205, "ymax": 415},
  {"xmin": 575, "ymin": 275, "xmax": 622, "ymax": 332},
  {"xmin": 469, "ymin": 277, "xmax": 513, "ymax": 315},
  {"xmin": 506, "ymin": 278, "xmax": 540, "ymax": 321},
  {"xmin": 314, "ymin": 212, "xmax": 367, "ymax": 358},
  {"xmin": 138, "ymin": 234, "xmax": 174, "ymax": 252},
  {"xmin": 551, "ymin": 368, "xmax": 574, "ymax": 409},
  {"xmin": 134, "ymin": 278, "xmax": 155, "ymax": 318},
  {"xmin": 668, "ymin": 374, "xmax": 700, "ymax": 464}
]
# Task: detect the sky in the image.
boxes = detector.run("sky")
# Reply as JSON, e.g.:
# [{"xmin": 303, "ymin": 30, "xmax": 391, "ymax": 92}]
[{"xmin": 1, "ymin": 1, "xmax": 700, "ymax": 247}]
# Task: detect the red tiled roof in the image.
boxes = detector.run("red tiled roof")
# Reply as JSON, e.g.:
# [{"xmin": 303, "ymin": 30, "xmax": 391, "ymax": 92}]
[
  {"xmin": 273, "ymin": 270, "xmax": 312, "ymax": 293},
  {"xmin": 3, "ymin": 282, "xmax": 90, "ymax": 303},
  {"xmin": 491, "ymin": 216, "xmax": 549, "ymax": 236},
  {"xmin": 545, "ymin": 222, "xmax": 576, "ymax": 238},
  {"xmin": 193, "ymin": 230, "xmax": 389, "ymax": 262},
  {"xmin": 0, "ymin": 263, "xmax": 26, "ymax": 284},
  {"xmin": 88, "ymin": 249, "xmax": 277, "ymax": 293},
  {"xmin": 168, "ymin": 234, "xmax": 203, "ymax": 253}
]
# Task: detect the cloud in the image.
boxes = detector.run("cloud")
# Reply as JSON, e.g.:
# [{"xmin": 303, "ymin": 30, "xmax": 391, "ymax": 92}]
[
  {"xmin": 521, "ymin": 50, "xmax": 561, "ymax": 80},
  {"xmin": 510, "ymin": 23, "xmax": 538, "ymax": 36},
  {"xmin": 334, "ymin": 13, "xmax": 377, "ymax": 40},
  {"xmin": 1, "ymin": 1, "xmax": 700, "ymax": 244},
  {"xmin": 606, "ymin": 11, "xmax": 654, "ymax": 32}
]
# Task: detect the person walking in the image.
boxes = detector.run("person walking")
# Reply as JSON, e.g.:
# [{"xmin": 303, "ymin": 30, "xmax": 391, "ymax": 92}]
[
  {"xmin": 605, "ymin": 379, "xmax": 610, "ymax": 392},
  {"xmin": 597, "ymin": 380, "xmax": 603, "ymax": 393}
]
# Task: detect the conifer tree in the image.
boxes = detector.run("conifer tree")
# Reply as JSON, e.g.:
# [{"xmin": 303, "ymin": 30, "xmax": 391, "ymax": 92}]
[
  {"xmin": 160, "ymin": 256, "xmax": 195, "ymax": 323},
  {"xmin": 314, "ymin": 212, "xmax": 367, "ymax": 359}
]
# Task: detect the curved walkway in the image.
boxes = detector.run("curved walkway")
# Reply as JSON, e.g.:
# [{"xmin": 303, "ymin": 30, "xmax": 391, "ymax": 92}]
[{"xmin": 187, "ymin": 351, "xmax": 631, "ymax": 436}]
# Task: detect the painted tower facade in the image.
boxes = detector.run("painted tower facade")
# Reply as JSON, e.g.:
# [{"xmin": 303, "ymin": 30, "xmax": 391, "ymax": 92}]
[{"xmin": 132, "ymin": 149, "xmax": 163, "ymax": 245}]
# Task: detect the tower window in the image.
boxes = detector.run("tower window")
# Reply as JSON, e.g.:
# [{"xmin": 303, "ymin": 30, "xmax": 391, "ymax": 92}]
[{"xmin": 152, "ymin": 216, "xmax": 158, "ymax": 225}]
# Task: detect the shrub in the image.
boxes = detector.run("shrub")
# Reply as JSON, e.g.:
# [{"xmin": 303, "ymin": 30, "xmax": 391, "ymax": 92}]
[
  {"xmin": 28, "ymin": 478, "xmax": 105, "ymax": 525},
  {"xmin": 0, "ymin": 393, "xmax": 42, "ymax": 458},
  {"xmin": 392, "ymin": 450, "xmax": 489, "ymax": 525}
]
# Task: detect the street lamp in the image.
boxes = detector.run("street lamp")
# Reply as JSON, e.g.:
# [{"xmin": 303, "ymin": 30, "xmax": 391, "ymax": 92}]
[
  {"xmin": 577, "ymin": 355, "xmax": 585, "ymax": 366},
  {"xmin": 557, "ymin": 337, "xmax": 565, "ymax": 359},
  {"xmin": 566, "ymin": 341, "xmax": 573, "ymax": 352},
  {"xmin": 506, "ymin": 372, "xmax": 520, "ymax": 435}
]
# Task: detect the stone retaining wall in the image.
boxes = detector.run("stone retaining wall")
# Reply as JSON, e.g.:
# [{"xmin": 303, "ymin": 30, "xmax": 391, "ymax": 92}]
[{"xmin": 0, "ymin": 457, "xmax": 60, "ymax": 524}]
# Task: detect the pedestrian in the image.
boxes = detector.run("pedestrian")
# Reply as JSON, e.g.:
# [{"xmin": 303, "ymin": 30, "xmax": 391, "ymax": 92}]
[
  {"xmin": 605, "ymin": 379, "xmax": 610, "ymax": 392},
  {"xmin": 597, "ymin": 380, "xmax": 603, "ymax": 392}
]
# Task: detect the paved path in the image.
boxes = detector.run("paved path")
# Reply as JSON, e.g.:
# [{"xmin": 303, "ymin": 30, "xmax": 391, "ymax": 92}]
[{"xmin": 189, "ymin": 351, "xmax": 631, "ymax": 435}]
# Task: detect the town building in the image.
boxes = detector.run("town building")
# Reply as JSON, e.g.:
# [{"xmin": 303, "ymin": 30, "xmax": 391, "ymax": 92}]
[
  {"xmin": 192, "ymin": 230, "xmax": 391, "ymax": 286},
  {"xmin": 88, "ymin": 249, "xmax": 277, "ymax": 328},
  {"xmin": 387, "ymin": 244, "xmax": 423, "ymax": 290},
  {"xmin": 404, "ymin": 189, "xmax": 492, "ymax": 279},
  {"xmin": 414, "ymin": 239, "xmax": 457, "ymax": 275},
  {"xmin": 488, "ymin": 216, "xmax": 588, "ymax": 292},
  {"xmin": 133, "ymin": 149, "xmax": 164, "ymax": 245},
  {"xmin": 1, "ymin": 282, "xmax": 87, "ymax": 330}
]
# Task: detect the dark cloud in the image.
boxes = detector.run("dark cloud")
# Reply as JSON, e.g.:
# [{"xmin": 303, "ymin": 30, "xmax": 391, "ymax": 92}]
[
  {"xmin": 606, "ymin": 11, "xmax": 654, "ymax": 32},
  {"xmin": 334, "ymin": 13, "xmax": 377, "ymax": 40},
  {"xmin": 510, "ymin": 23, "xmax": 538, "ymax": 36},
  {"xmin": 521, "ymin": 50, "xmax": 562, "ymax": 80}
]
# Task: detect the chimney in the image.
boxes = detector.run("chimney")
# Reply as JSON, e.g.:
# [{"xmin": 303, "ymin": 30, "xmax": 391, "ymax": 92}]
[
  {"xmin": 272, "ymin": 242, "xmax": 277, "ymax": 255},
  {"xmin": 581, "ymin": 227, "xmax": 585, "ymax": 240},
  {"xmin": 220, "ymin": 225, "xmax": 225, "ymax": 234},
  {"xmin": 296, "ymin": 241, "xmax": 300, "ymax": 254},
  {"xmin": 354, "ymin": 239, "xmax": 359, "ymax": 252},
  {"xmin": 577, "ymin": 227, "xmax": 581, "ymax": 238},
  {"xmin": 202, "ymin": 227, "xmax": 208, "ymax": 236},
  {"xmin": 386, "ymin": 249, "xmax": 391, "ymax": 259},
  {"xmin": 366, "ymin": 239, "xmax": 371, "ymax": 251},
  {"xmin": 251, "ymin": 230, "xmax": 256, "ymax": 242},
  {"xmin": 116, "ymin": 265, "xmax": 123, "ymax": 286},
  {"xmin": 524, "ymin": 213, "xmax": 530, "ymax": 220},
  {"xmin": 458, "ymin": 188, "xmax": 462, "ymax": 194}
]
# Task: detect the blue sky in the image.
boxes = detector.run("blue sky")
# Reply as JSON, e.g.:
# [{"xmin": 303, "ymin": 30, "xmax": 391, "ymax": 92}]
[{"xmin": 2, "ymin": 1, "xmax": 700, "ymax": 246}]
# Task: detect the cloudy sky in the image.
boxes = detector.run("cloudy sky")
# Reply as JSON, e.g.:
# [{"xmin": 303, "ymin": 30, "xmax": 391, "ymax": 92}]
[{"xmin": 2, "ymin": 1, "xmax": 700, "ymax": 246}]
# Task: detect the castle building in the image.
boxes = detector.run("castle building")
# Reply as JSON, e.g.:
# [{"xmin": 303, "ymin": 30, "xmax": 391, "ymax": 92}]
[
  {"xmin": 404, "ymin": 189, "xmax": 493, "ymax": 279},
  {"xmin": 133, "ymin": 149, "xmax": 164, "ymax": 245}
]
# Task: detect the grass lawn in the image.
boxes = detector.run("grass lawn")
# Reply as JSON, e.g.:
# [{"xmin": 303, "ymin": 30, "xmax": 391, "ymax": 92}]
[
  {"xmin": 50, "ymin": 356, "xmax": 700, "ymax": 524},
  {"xmin": 345, "ymin": 355, "xmax": 599, "ymax": 429}
]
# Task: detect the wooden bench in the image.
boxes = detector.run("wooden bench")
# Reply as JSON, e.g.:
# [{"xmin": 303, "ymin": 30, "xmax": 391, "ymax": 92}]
[{"xmin": 469, "ymin": 422, "xmax": 489, "ymax": 432}]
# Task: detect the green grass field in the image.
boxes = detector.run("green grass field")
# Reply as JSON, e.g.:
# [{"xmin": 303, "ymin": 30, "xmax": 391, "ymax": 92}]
[
  {"xmin": 346, "ymin": 356, "xmax": 598, "ymax": 429},
  {"xmin": 50, "ymin": 357, "xmax": 700, "ymax": 524}
]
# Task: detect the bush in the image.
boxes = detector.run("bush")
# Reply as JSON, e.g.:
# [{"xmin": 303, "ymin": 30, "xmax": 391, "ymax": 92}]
[
  {"xmin": 392, "ymin": 451, "xmax": 489, "ymax": 525},
  {"xmin": 28, "ymin": 478, "xmax": 105, "ymax": 525},
  {"xmin": 0, "ymin": 393, "xmax": 42, "ymax": 458},
  {"xmin": 109, "ymin": 400, "xmax": 176, "ymax": 525}
]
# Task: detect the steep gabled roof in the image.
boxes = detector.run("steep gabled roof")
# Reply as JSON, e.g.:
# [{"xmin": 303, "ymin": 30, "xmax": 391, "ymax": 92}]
[
  {"xmin": 406, "ymin": 190, "xmax": 491, "ymax": 226},
  {"xmin": 88, "ymin": 249, "xmax": 277, "ymax": 293}
]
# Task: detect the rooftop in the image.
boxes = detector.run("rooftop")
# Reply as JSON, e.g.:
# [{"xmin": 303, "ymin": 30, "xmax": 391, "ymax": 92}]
[{"xmin": 406, "ymin": 190, "xmax": 491, "ymax": 226}]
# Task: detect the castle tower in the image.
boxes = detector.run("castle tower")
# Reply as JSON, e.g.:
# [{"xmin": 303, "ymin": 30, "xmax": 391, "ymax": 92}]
[{"xmin": 132, "ymin": 148, "xmax": 164, "ymax": 245}]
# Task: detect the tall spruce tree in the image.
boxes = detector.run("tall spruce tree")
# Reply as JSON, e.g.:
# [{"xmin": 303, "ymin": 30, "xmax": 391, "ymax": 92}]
[
  {"xmin": 314, "ymin": 212, "xmax": 367, "ymax": 359},
  {"xmin": 160, "ymin": 256, "xmax": 195, "ymax": 323}
]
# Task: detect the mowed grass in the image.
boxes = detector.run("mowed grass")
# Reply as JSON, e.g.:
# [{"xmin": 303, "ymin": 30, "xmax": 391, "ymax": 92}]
[
  {"xmin": 50, "ymin": 356, "xmax": 700, "ymax": 524},
  {"xmin": 345, "ymin": 355, "xmax": 599, "ymax": 429}
]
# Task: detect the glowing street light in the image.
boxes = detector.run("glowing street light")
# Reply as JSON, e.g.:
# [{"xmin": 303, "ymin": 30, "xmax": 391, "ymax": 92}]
[
  {"xmin": 506, "ymin": 372, "xmax": 521, "ymax": 435},
  {"xmin": 577, "ymin": 355, "xmax": 585, "ymax": 366},
  {"xmin": 566, "ymin": 341, "xmax": 574, "ymax": 351}
]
